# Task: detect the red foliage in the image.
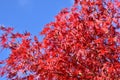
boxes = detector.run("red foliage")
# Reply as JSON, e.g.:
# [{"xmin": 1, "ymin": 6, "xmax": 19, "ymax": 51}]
[{"xmin": 0, "ymin": 0, "xmax": 120, "ymax": 79}]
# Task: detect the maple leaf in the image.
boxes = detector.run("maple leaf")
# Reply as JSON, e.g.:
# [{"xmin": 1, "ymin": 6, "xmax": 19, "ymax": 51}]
[
  {"xmin": 0, "ymin": 0, "xmax": 120, "ymax": 79},
  {"xmin": 0, "ymin": 34, "xmax": 7, "ymax": 45}
]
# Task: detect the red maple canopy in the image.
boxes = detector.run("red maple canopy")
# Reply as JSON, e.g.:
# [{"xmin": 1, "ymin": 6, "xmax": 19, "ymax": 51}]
[{"xmin": 0, "ymin": 0, "xmax": 120, "ymax": 79}]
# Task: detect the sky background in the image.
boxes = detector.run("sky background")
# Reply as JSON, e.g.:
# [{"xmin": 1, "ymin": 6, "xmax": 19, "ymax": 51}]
[{"xmin": 0, "ymin": 0, "xmax": 73, "ymax": 79}]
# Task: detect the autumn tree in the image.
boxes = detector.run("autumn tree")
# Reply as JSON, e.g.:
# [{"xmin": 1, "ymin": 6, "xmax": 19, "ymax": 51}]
[{"xmin": 0, "ymin": 0, "xmax": 120, "ymax": 79}]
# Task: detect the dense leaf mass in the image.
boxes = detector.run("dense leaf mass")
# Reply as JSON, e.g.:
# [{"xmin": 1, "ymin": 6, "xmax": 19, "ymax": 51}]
[{"xmin": 0, "ymin": 0, "xmax": 120, "ymax": 80}]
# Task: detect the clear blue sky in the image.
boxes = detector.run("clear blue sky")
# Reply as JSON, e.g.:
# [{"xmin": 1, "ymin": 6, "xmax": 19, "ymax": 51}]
[
  {"xmin": 0, "ymin": 0, "xmax": 73, "ymax": 34},
  {"xmin": 0, "ymin": 0, "xmax": 73, "ymax": 79}
]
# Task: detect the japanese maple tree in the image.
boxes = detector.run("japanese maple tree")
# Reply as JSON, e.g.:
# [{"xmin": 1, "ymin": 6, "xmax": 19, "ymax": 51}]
[{"xmin": 0, "ymin": 0, "xmax": 120, "ymax": 79}]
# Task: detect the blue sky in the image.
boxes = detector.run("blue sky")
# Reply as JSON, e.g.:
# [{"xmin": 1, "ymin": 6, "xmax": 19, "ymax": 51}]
[
  {"xmin": 0, "ymin": 0, "xmax": 73, "ymax": 79},
  {"xmin": 0, "ymin": 0, "xmax": 73, "ymax": 34}
]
